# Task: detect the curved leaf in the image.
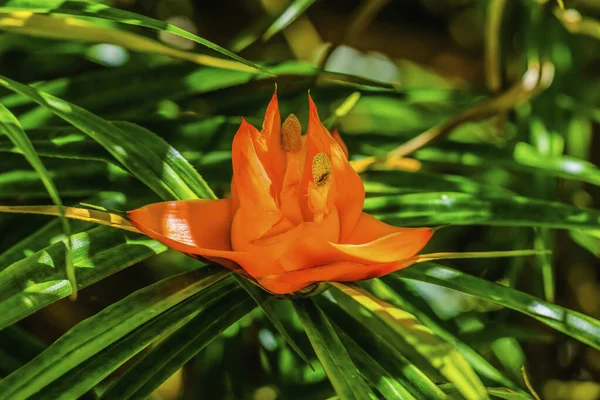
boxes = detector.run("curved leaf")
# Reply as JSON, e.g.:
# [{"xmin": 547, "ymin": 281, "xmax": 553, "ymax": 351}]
[
  {"xmin": 330, "ymin": 282, "xmax": 489, "ymax": 400},
  {"xmin": 362, "ymin": 170, "xmax": 512, "ymax": 196},
  {"xmin": 233, "ymin": 275, "xmax": 312, "ymax": 366},
  {"xmin": 263, "ymin": 0, "xmax": 318, "ymax": 41},
  {"xmin": 0, "ymin": 12, "xmax": 258, "ymax": 72},
  {"xmin": 412, "ymin": 141, "xmax": 600, "ymax": 187},
  {"xmin": 35, "ymin": 278, "xmax": 245, "ymax": 400},
  {"xmin": 396, "ymin": 263, "xmax": 600, "ymax": 351},
  {"xmin": 0, "ymin": 75, "xmax": 212, "ymax": 201},
  {"xmin": 366, "ymin": 192, "xmax": 600, "ymax": 230},
  {"xmin": 318, "ymin": 296, "xmax": 446, "ymax": 400},
  {"xmin": 0, "ymin": 192, "xmax": 127, "ymax": 269},
  {"xmin": 363, "ymin": 278, "xmax": 521, "ymax": 391},
  {"xmin": 0, "ymin": 0, "xmax": 271, "ymax": 75},
  {"xmin": 337, "ymin": 329, "xmax": 418, "ymax": 400},
  {"xmin": 99, "ymin": 287, "xmax": 254, "ymax": 400},
  {"xmin": 293, "ymin": 299, "xmax": 376, "ymax": 400},
  {"xmin": 0, "ymin": 225, "xmax": 166, "ymax": 330},
  {"xmin": 0, "ymin": 103, "xmax": 75, "ymax": 294},
  {"xmin": 0, "ymin": 265, "xmax": 228, "ymax": 399}
]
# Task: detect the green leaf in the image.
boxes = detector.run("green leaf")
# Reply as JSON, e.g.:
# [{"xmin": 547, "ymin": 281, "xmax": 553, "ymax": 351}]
[
  {"xmin": 361, "ymin": 170, "xmax": 512, "ymax": 196},
  {"xmin": 0, "ymin": 62, "xmax": 317, "ymax": 125},
  {"xmin": 395, "ymin": 263, "xmax": 600, "ymax": 351},
  {"xmin": 0, "ymin": 191, "xmax": 127, "ymax": 269},
  {"xmin": 0, "ymin": 102, "xmax": 75, "ymax": 295},
  {"xmin": 324, "ymin": 92, "xmax": 362, "ymax": 129},
  {"xmin": 114, "ymin": 121, "xmax": 215, "ymax": 200},
  {"xmin": 0, "ymin": 225, "xmax": 167, "ymax": 330},
  {"xmin": 263, "ymin": 0, "xmax": 318, "ymax": 40},
  {"xmin": 365, "ymin": 278, "xmax": 521, "ymax": 391},
  {"xmin": 0, "ymin": 75, "xmax": 210, "ymax": 201},
  {"xmin": 0, "ymin": 326, "xmax": 46, "ymax": 376},
  {"xmin": 459, "ymin": 324, "xmax": 553, "ymax": 347},
  {"xmin": 570, "ymin": 230, "xmax": 600, "ymax": 258},
  {"xmin": 440, "ymin": 384, "xmax": 534, "ymax": 400},
  {"xmin": 317, "ymin": 295, "xmax": 446, "ymax": 400},
  {"xmin": 35, "ymin": 277, "xmax": 245, "ymax": 400},
  {"xmin": 99, "ymin": 286, "xmax": 254, "ymax": 400},
  {"xmin": 412, "ymin": 141, "xmax": 600, "ymax": 187},
  {"xmin": 0, "ymin": 12, "xmax": 260, "ymax": 72},
  {"xmin": 337, "ymin": 329, "xmax": 418, "ymax": 400},
  {"xmin": 0, "ymin": 129, "xmax": 116, "ymax": 164},
  {"xmin": 0, "ymin": 103, "xmax": 65, "ymax": 215},
  {"xmin": 0, "ymin": 0, "xmax": 271, "ymax": 75},
  {"xmin": 365, "ymin": 192, "xmax": 600, "ymax": 230},
  {"xmin": 0, "ymin": 265, "xmax": 229, "ymax": 399},
  {"xmin": 0, "ymin": 157, "xmax": 130, "ymax": 199},
  {"xmin": 330, "ymin": 283, "xmax": 489, "ymax": 400},
  {"xmin": 490, "ymin": 337, "xmax": 527, "ymax": 388},
  {"xmin": 233, "ymin": 275, "xmax": 312, "ymax": 366},
  {"xmin": 293, "ymin": 299, "xmax": 376, "ymax": 400},
  {"xmin": 227, "ymin": 9, "xmax": 280, "ymax": 53}
]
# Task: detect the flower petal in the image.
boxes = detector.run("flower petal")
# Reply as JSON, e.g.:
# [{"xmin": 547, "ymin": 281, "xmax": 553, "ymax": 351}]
[
  {"xmin": 280, "ymin": 149, "xmax": 305, "ymax": 224},
  {"xmin": 128, "ymin": 199, "xmax": 273, "ymax": 278},
  {"xmin": 263, "ymin": 93, "xmax": 282, "ymax": 151},
  {"xmin": 232, "ymin": 118, "xmax": 283, "ymax": 240},
  {"xmin": 233, "ymin": 208, "xmax": 341, "ymax": 272},
  {"xmin": 255, "ymin": 93, "xmax": 286, "ymax": 197},
  {"xmin": 306, "ymin": 95, "xmax": 365, "ymax": 239},
  {"xmin": 344, "ymin": 212, "xmax": 430, "ymax": 244},
  {"xmin": 331, "ymin": 128, "xmax": 349, "ymax": 159},
  {"xmin": 244, "ymin": 210, "xmax": 429, "ymax": 277},
  {"xmin": 258, "ymin": 259, "xmax": 417, "ymax": 295},
  {"xmin": 129, "ymin": 199, "xmax": 234, "ymax": 252},
  {"xmin": 328, "ymin": 228, "xmax": 433, "ymax": 263}
]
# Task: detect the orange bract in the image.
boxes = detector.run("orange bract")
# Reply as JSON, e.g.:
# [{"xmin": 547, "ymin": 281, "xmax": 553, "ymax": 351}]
[{"xmin": 128, "ymin": 93, "xmax": 433, "ymax": 295}]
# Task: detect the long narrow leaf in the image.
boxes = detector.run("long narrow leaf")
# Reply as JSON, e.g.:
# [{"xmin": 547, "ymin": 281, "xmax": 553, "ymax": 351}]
[
  {"xmin": 34, "ymin": 278, "xmax": 242, "ymax": 400},
  {"xmin": 233, "ymin": 275, "xmax": 312, "ymax": 366},
  {"xmin": 263, "ymin": 0, "xmax": 318, "ymax": 40},
  {"xmin": 411, "ymin": 141, "xmax": 600, "ymax": 187},
  {"xmin": 337, "ymin": 329, "xmax": 417, "ymax": 400},
  {"xmin": 293, "ymin": 299, "xmax": 376, "ymax": 400},
  {"xmin": 0, "ymin": 265, "xmax": 228, "ymax": 399},
  {"xmin": 0, "ymin": 192, "xmax": 128, "ymax": 269},
  {"xmin": 0, "ymin": 103, "xmax": 75, "ymax": 295},
  {"xmin": 330, "ymin": 282, "xmax": 489, "ymax": 400},
  {"xmin": 0, "ymin": 12, "xmax": 257, "ymax": 72},
  {"xmin": 100, "ymin": 288, "xmax": 254, "ymax": 400},
  {"xmin": 366, "ymin": 192, "xmax": 600, "ymax": 230},
  {"xmin": 396, "ymin": 263, "xmax": 600, "ymax": 351},
  {"xmin": 0, "ymin": 0, "xmax": 271, "ymax": 75},
  {"xmin": 317, "ymin": 297, "xmax": 445, "ymax": 400},
  {"xmin": 0, "ymin": 75, "xmax": 206, "ymax": 201},
  {"xmin": 363, "ymin": 279, "xmax": 522, "ymax": 391},
  {"xmin": 0, "ymin": 225, "xmax": 165, "ymax": 330}
]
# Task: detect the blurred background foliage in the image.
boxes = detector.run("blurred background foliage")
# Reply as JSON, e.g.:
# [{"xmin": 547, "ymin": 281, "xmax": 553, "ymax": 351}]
[{"xmin": 1, "ymin": 0, "xmax": 600, "ymax": 399}]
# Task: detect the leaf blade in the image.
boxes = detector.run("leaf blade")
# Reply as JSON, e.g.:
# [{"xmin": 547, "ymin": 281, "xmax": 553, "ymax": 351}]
[
  {"xmin": 0, "ymin": 75, "xmax": 209, "ymax": 201},
  {"xmin": 0, "ymin": 0, "xmax": 271, "ymax": 75},
  {"xmin": 263, "ymin": 0, "xmax": 318, "ymax": 41},
  {"xmin": 330, "ymin": 282, "xmax": 489, "ymax": 400},
  {"xmin": 396, "ymin": 263, "xmax": 600, "ymax": 351},
  {"xmin": 36, "ymin": 278, "xmax": 245, "ymax": 400},
  {"xmin": 293, "ymin": 299, "xmax": 376, "ymax": 400},
  {"xmin": 0, "ymin": 265, "xmax": 229, "ymax": 399},
  {"xmin": 100, "ymin": 287, "xmax": 254, "ymax": 400},
  {"xmin": 0, "ymin": 102, "xmax": 75, "ymax": 294}
]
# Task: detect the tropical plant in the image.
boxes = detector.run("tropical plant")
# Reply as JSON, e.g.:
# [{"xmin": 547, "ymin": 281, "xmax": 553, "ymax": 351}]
[{"xmin": 1, "ymin": 0, "xmax": 599, "ymax": 399}]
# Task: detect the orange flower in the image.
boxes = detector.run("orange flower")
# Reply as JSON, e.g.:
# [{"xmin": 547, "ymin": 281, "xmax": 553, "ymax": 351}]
[{"xmin": 128, "ymin": 94, "xmax": 433, "ymax": 294}]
